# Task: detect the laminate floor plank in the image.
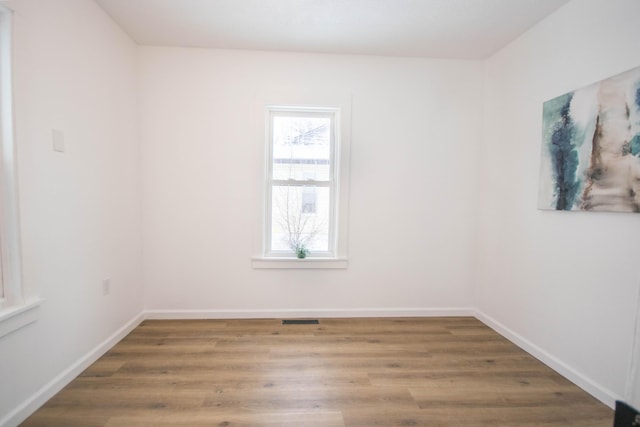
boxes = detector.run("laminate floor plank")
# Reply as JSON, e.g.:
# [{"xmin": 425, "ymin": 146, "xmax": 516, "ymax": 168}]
[
  {"xmin": 21, "ymin": 317, "xmax": 613, "ymax": 426},
  {"xmin": 104, "ymin": 410, "xmax": 346, "ymax": 427}
]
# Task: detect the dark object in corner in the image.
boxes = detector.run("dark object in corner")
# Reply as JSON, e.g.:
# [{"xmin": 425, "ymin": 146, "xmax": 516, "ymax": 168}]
[
  {"xmin": 614, "ymin": 401, "xmax": 640, "ymax": 427},
  {"xmin": 282, "ymin": 319, "xmax": 319, "ymax": 325}
]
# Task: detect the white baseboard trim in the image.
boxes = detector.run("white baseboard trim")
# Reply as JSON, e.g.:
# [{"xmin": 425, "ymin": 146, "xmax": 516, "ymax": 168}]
[
  {"xmin": 144, "ymin": 307, "xmax": 475, "ymax": 319},
  {"xmin": 474, "ymin": 309, "xmax": 620, "ymax": 409},
  {"xmin": 1, "ymin": 313, "xmax": 145, "ymax": 427}
]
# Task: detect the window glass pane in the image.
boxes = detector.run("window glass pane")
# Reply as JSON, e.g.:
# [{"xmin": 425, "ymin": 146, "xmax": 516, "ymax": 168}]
[
  {"xmin": 301, "ymin": 187, "xmax": 316, "ymax": 213},
  {"xmin": 271, "ymin": 186, "xmax": 330, "ymax": 253},
  {"xmin": 272, "ymin": 115, "xmax": 331, "ymax": 181}
]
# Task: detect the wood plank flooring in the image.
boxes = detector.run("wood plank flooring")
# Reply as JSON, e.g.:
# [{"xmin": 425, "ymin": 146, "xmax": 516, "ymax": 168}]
[{"xmin": 21, "ymin": 317, "xmax": 613, "ymax": 426}]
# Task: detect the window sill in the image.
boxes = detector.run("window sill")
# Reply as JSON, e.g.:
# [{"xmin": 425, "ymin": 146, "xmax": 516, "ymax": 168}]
[
  {"xmin": 252, "ymin": 257, "xmax": 348, "ymax": 269},
  {"xmin": 0, "ymin": 298, "xmax": 43, "ymax": 339}
]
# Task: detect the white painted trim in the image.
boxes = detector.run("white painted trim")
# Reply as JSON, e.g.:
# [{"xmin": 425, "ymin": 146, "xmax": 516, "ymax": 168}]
[
  {"xmin": 474, "ymin": 309, "xmax": 619, "ymax": 409},
  {"xmin": 144, "ymin": 307, "xmax": 475, "ymax": 320},
  {"xmin": 251, "ymin": 256, "xmax": 348, "ymax": 269},
  {"xmin": 0, "ymin": 313, "xmax": 145, "ymax": 427},
  {"xmin": 0, "ymin": 298, "xmax": 42, "ymax": 339}
]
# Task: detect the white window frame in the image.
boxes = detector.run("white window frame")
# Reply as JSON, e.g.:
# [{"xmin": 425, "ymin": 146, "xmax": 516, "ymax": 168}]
[
  {"xmin": 252, "ymin": 95, "xmax": 351, "ymax": 269},
  {"xmin": 0, "ymin": 4, "xmax": 40, "ymax": 337},
  {"xmin": 265, "ymin": 107, "xmax": 337, "ymax": 258}
]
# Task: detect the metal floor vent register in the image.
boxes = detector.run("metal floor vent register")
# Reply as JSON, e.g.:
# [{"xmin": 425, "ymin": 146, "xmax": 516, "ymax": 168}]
[{"xmin": 282, "ymin": 319, "xmax": 319, "ymax": 325}]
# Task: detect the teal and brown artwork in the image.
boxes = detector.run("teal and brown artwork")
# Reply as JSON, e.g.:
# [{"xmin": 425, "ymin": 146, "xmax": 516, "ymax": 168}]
[{"xmin": 538, "ymin": 65, "xmax": 640, "ymax": 212}]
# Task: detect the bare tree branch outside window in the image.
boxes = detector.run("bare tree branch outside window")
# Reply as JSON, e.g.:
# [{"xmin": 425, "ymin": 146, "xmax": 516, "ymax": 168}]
[{"xmin": 273, "ymin": 186, "xmax": 325, "ymax": 251}]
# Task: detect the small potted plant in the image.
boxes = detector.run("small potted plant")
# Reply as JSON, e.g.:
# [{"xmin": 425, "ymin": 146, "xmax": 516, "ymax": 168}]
[{"xmin": 295, "ymin": 245, "xmax": 309, "ymax": 259}]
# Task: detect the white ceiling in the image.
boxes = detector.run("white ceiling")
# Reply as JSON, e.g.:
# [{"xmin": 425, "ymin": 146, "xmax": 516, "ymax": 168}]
[{"xmin": 95, "ymin": 0, "xmax": 569, "ymax": 59}]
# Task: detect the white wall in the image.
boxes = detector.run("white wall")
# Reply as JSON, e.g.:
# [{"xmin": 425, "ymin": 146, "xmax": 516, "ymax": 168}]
[
  {"xmin": 139, "ymin": 48, "xmax": 482, "ymax": 315},
  {"xmin": 0, "ymin": 0, "xmax": 143, "ymax": 423},
  {"xmin": 477, "ymin": 0, "xmax": 640, "ymax": 407}
]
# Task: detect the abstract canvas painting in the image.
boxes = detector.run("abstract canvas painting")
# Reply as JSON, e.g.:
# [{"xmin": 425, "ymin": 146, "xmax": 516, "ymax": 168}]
[{"xmin": 538, "ymin": 66, "xmax": 640, "ymax": 212}]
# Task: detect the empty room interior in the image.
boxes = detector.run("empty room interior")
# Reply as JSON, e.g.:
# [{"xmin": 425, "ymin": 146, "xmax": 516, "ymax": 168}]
[{"xmin": 1, "ymin": 0, "xmax": 640, "ymax": 425}]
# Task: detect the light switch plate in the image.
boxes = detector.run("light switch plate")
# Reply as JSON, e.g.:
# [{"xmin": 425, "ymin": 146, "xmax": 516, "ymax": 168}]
[{"xmin": 52, "ymin": 129, "xmax": 65, "ymax": 152}]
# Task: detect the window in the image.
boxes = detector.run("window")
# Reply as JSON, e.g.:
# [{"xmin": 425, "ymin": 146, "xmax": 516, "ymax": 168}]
[
  {"xmin": 0, "ymin": 4, "xmax": 38, "ymax": 337},
  {"xmin": 254, "ymin": 101, "xmax": 350, "ymax": 268},
  {"xmin": 0, "ymin": 3, "xmax": 21, "ymax": 310},
  {"xmin": 267, "ymin": 107, "xmax": 335, "ymax": 255}
]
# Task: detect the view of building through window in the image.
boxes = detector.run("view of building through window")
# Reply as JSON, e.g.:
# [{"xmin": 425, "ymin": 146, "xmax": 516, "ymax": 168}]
[{"xmin": 268, "ymin": 111, "xmax": 335, "ymax": 254}]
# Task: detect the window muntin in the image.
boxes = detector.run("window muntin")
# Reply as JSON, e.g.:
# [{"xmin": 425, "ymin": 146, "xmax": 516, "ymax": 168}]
[{"xmin": 266, "ymin": 107, "xmax": 338, "ymax": 257}]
